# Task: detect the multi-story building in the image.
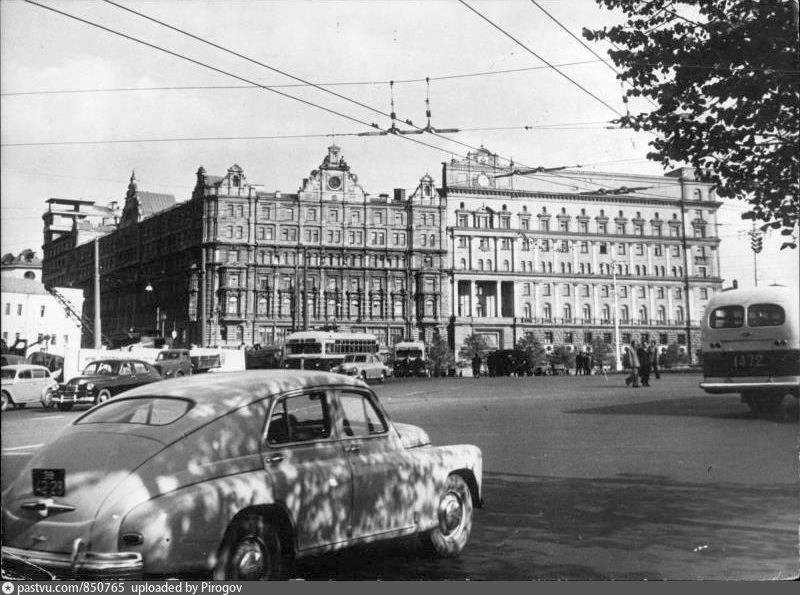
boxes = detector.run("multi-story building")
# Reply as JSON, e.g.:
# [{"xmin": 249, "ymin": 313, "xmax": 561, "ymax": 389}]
[
  {"xmin": 443, "ymin": 147, "xmax": 723, "ymax": 361},
  {"xmin": 40, "ymin": 145, "xmax": 448, "ymax": 350}
]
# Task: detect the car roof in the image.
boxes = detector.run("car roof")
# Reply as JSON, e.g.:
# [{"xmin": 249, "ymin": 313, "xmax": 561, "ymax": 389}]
[
  {"xmin": 1, "ymin": 364, "xmax": 51, "ymax": 372},
  {"xmin": 115, "ymin": 369, "xmax": 366, "ymax": 408},
  {"xmin": 88, "ymin": 358, "xmax": 150, "ymax": 365}
]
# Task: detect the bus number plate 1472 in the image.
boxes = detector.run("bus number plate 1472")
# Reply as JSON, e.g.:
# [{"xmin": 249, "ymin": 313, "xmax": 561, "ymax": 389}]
[{"xmin": 731, "ymin": 353, "xmax": 765, "ymax": 370}]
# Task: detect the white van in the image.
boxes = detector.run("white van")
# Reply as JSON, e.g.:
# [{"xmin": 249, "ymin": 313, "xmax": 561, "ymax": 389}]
[{"xmin": 699, "ymin": 284, "xmax": 799, "ymax": 418}]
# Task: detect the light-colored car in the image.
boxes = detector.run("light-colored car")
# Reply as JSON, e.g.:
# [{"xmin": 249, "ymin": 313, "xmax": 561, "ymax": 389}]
[
  {"xmin": 334, "ymin": 353, "xmax": 389, "ymax": 382},
  {"xmin": 1, "ymin": 370, "xmax": 483, "ymax": 580},
  {"xmin": 1, "ymin": 364, "xmax": 59, "ymax": 411}
]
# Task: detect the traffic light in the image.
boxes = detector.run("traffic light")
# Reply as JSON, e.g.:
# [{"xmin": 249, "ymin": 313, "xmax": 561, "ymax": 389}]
[{"xmin": 749, "ymin": 230, "xmax": 763, "ymax": 254}]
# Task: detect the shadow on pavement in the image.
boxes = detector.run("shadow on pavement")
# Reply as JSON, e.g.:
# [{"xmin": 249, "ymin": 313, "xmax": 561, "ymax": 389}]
[
  {"xmin": 565, "ymin": 396, "xmax": 798, "ymax": 423},
  {"xmin": 291, "ymin": 471, "xmax": 798, "ymax": 580}
]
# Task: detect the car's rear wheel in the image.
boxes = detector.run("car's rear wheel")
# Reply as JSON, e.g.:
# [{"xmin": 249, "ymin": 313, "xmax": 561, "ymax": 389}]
[
  {"xmin": 424, "ymin": 474, "xmax": 473, "ymax": 558},
  {"xmin": 214, "ymin": 513, "xmax": 283, "ymax": 580},
  {"xmin": 175, "ymin": 371, "xmax": 184, "ymax": 377},
  {"xmin": 379, "ymin": 371, "xmax": 386, "ymax": 383},
  {"xmin": 1, "ymin": 392, "xmax": 13, "ymax": 411},
  {"xmin": 95, "ymin": 389, "xmax": 111, "ymax": 404}
]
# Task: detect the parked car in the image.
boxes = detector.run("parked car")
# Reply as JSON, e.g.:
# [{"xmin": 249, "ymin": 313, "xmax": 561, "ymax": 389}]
[
  {"xmin": 1, "ymin": 364, "xmax": 59, "ymax": 411},
  {"xmin": 53, "ymin": 358, "xmax": 162, "ymax": 411},
  {"xmin": 333, "ymin": 353, "xmax": 389, "ymax": 382},
  {"xmin": 1, "ymin": 370, "xmax": 483, "ymax": 580},
  {"xmin": 153, "ymin": 349, "xmax": 193, "ymax": 378}
]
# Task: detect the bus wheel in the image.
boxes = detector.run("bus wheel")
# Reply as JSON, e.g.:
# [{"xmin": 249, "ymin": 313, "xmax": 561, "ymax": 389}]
[{"xmin": 763, "ymin": 393, "xmax": 798, "ymax": 422}]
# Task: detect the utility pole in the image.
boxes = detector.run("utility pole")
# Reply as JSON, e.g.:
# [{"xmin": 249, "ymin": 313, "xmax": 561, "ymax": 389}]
[{"xmin": 93, "ymin": 238, "xmax": 102, "ymax": 349}]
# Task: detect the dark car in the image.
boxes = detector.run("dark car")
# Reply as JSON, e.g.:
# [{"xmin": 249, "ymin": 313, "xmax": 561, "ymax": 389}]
[
  {"xmin": 486, "ymin": 350, "xmax": 533, "ymax": 376},
  {"xmin": 53, "ymin": 358, "xmax": 162, "ymax": 411}
]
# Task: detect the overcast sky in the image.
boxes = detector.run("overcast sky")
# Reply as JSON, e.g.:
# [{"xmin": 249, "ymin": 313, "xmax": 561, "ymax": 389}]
[{"xmin": 1, "ymin": 0, "xmax": 796, "ymax": 289}]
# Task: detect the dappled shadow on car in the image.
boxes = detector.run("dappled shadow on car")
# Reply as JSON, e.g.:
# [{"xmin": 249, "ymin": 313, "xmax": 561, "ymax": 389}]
[{"xmin": 563, "ymin": 396, "xmax": 798, "ymax": 422}]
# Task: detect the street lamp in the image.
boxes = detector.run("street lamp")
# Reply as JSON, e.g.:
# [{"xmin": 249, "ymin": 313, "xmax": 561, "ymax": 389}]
[{"xmin": 611, "ymin": 261, "xmax": 622, "ymax": 372}]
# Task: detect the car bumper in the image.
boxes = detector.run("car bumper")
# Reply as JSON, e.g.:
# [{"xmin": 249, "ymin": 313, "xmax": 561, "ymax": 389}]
[
  {"xmin": 2, "ymin": 545, "xmax": 143, "ymax": 579},
  {"xmin": 700, "ymin": 380, "xmax": 800, "ymax": 394},
  {"xmin": 53, "ymin": 392, "xmax": 96, "ymax": 404}
]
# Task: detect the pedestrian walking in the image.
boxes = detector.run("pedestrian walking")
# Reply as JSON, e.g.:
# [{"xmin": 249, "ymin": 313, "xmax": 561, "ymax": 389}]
[
  {"xmin": 575, "ymin": 352, "xmax": 585, "ymax": 375},
  {"xmin": 584, "ymin": 352, "xmax": 593, "ymax": 376},
  {"xmin": 649, "ymin": 341, "xmax": 661, "ymax": 380},
  {"xmin": 471, "ymin": 353, "xmax": 482, "ymax": 379},
  {"xmin": 637, "ymin": 342, "xmax": 651, "ymax": 387},
  {"xmin": 624, "ymin": 341, "xmax": 641, "ymax": 387}
]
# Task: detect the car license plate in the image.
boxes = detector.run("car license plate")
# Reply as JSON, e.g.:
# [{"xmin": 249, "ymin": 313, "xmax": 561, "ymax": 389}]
[{"xmin": 32, "ymin": 468, "xmax": 65, "ymax": 497}]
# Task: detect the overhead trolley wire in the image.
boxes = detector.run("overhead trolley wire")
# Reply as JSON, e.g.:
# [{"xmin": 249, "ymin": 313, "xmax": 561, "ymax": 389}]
[{"xmin": 458, "ymin": 0, "xmax": 625, "ymax": 118}]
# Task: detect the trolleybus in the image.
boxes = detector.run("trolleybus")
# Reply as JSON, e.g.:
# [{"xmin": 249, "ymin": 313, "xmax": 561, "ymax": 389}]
[{"xmin": 282, "ymin": 331, "xmax": 380, "ymax": 371}]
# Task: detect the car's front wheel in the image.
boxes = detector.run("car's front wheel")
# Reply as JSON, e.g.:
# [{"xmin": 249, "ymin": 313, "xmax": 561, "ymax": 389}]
[
  {"xmin": 95, "ymin": 389, "xmax": 111, "ymax": 404},
  {"xmin": 424, "ymin": 474, "xmax": 473, "ymax": 557},
  {"xmin": 214, "ymin": 513, "xmax": 283, "ymax": 580},
  {"xmin": 1, "ymin": 392, "xmax": 13, "ymax": 411},
  {"xmin": 41, "ymin": 388, "xmax": 55, "ymax": 409}
]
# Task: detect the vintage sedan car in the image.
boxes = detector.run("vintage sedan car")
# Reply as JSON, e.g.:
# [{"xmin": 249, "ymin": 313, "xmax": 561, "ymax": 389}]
[
  {"xmin": 1, "ymin": 364, "xmax": 59, "ymax": 411},
  {"xmin": 333, "ymin": 353, "xmax": 389, "ymax": 382},
  {"xmin": 53, "ymin": 358, "xmax": 162, "ymax": 411},
  {"xmin": 1, "ymin": 370, "xmax": 483, "ymax": 580}
]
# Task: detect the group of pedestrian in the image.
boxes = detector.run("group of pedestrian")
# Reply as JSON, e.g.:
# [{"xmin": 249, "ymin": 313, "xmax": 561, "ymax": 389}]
[
  {"xmin": 624, "ymin": 340, "xmax": 661, "ymax": 387},
  {"xmin": 575, "ymin": 351, "xmax": 593, "ymax": 375}
]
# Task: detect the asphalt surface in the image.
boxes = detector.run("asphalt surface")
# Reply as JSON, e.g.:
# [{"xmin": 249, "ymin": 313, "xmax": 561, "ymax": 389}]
[{"xmin": 2, "ymin": 371, "xmax": 797, "ymax": 580}]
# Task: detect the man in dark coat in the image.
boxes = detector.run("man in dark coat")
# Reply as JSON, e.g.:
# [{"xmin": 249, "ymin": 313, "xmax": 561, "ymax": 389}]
[{"xmin": 637, "ymin": 343, "xmax": 652, "ymax": 387}]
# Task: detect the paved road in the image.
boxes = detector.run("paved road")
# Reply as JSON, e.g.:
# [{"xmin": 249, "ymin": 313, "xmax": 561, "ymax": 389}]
[{"xmin": 2, "ymin": 372, "xmax": 797, "ymax": 580}]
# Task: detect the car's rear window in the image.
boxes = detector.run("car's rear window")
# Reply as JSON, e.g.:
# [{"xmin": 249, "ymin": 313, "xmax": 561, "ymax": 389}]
[
  {"xmin": 76, "ymin": 397, "xmax": 192, "ymax": 426},
  {"xmin": 709, "ymin": 305, "xmax": 744, "ymax": 328}
]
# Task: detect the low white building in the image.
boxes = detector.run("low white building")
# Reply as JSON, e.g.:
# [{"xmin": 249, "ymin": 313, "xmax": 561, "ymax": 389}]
[{"xmin": 1, "ymin": 277, "xmax": 84, "ymax": 358}]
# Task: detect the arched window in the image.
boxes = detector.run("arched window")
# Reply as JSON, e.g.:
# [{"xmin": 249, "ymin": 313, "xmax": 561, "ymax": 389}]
[
  {"xmin": 425, "ymin": 299, "xmax": 435, "ymax": 317},
  {"xmin": 228, "ymin": 295, "xmax": 238, "ymax": 315},
  {"xmin": 621, "ymin": 305, "xmax": 629, "ymax": 322},
  {"xmin": 582, "ymin": 304, "xmax": 591, "ymax": 322},
  {"xmin": 602, "ymin": 304, "xmax": 611, "ymax": 322},
  {"xmin": 563, "ymin": 304, "xmax": 572, "ymax": 322},
  {"xmin": 459, "ymin": 258, "xmax": 467, "ymax": 270},
  {"xmin": 543, "ymin": 303, "xmax": 552, "ymax": 320},
  {"xmin": 430, "ymin": 234, "xmax": 436, "ymax": 246},
  {"xmin": 478, "ymin": 259, "xmax": 484, "ymax": 271},
  {"xmin": 503, "ymin": 259, "xmax": 510, "ymax": 271},
  {"xmin": 421, "ymin": 235, "xmax": 427, "ymax": 247},
  {"xmin": 675, "ymin": 306, "xmax": 684, "ymax": 323},
  {"xmin": 657, "ymin": 305, "xmax": 666, "ymax": 323},
  {"xmin": 487, "ymin": 259, "xmax": 493, "ymax": 270},
  {"xmin": 523, "ymin": 303, "xmax": 532, "ymax": 318},
  {"xmin": 257, "ymin": 297, "xmax": 267, "ymax": 316},
  {"xmin": 350, "ymin": 298, "xmax": 360, "ymax": 319},
  {"xmin": 639, "ymin": 305, "xmax": 648, "ymax": 324},
  {"xmin": 393, "ymin": 300, "xmax": 403, "ymax": 318}
]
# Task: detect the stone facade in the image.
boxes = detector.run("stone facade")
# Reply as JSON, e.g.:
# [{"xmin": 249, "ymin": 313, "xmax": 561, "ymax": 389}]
[
  {"xmin": 442, "ymin": 147, "xmax": 723, "ymax": 362},
  {"xmin": 41, "ymin": 146, "xmax": 448, "ymax": 350}
]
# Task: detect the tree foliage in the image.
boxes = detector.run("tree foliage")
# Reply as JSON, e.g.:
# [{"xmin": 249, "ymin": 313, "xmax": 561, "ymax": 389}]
[
  {"xmin": 660, "ymin": 341, "xmax": 689, "ymax": 369},
  {"xmin": 549, "ymin": 345, "xmax": 576, "ymax": 368},
  {"xmin": 458, "ymin": 333, "xmax": 490, "ymax": 361},
  {"xmin": 585, "ymin": 0, "xmax": 799, "ymax": 248},
  {"xmin": 515, "ymin": 333, "xmax": 547, "ymax": 364},
  {"xmin": 590, "ymin": 336, "xmax": 615, "ymax": 369},
  {"xmin": 427, "ymin": 335, "xmax": 455, "ymax": 373}
]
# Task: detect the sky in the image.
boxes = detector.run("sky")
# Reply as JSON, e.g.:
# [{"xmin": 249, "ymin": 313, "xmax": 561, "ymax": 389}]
[{"xmin": 1, "ymin": 0, "xmax": 797, "ymax": 289}]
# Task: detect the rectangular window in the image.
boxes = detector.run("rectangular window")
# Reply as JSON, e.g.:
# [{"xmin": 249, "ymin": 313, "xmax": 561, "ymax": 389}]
[
  {"xmin": 520, "ymin": 218, "xmax": 530, "ymax": 230},
  {"xmin": 617, "ymin": 243, "xmax": 626, "ymax": 255},
  {"xmin": 638, "ymin": 286, "xmax": 646, "ymax": 298},
  {"xmin": 284, "ymin": 208, "xmax": 294, "ymax": 220},
  {"xmin": 634, "ymin": 224, "xmax": 643, "ymax": 235},
  {"xmin": 523, "ymin": 283, "xmax": 531, "ymax": 296},
  {"xmin": 564, "ymin": 332, "xmax": 573, "ymax": 343},
  {"xmin": 5, "ymin": 303, "xmax": 10, "ymax": 315},
  {"xmin": 540, "ymin": 219, "xmax": 550, "ymax": 232},
  {"xmin": 616, "ymin": 223, "xmax": 625, "ymax": 235},
  {"xmin": 40, "ymin": 305, "xmax": 46, "ymax": 318},
  {"xmin": 307, "ymin": 208, "xmax": 317, "ymax": 221},
  {"xmin": 457, "ymin": 237, "xmax": 467, "ymax": 248},
  {"xmin": 457, "ymin": 214, "xmax": 469, "ymax": 227},
  {"xmin": 373, "ymin": 211, "xmax": 384, "ymax": 225},
  {"xmin": 622, "ymin": 332, "xmax": 631, "ymax": 344},
  {"xmin": 501, "ymin": 239, "xmax": 511, "ymax": 249},
  {"xmin": 677, "ymin": 333, "xmax": 686, "ymax": 345},
  {"xmin": 599, "ymin": 243, "xmax": 607, "ymax": 255},
  {"xmin": 544, "ymin": 331, "xmax": 553, "ymax": 343},
  {"xmin": 603, "ymin": 333, "xmax": 612, "ymax": 344},
  {"xmin": 559, "ymin": 220, "xmax": 569, "ymax": 232},
  {"xmin": 672, "ymin": 246, "xmax": 680, "ymax": 257},
  {"xmin": 17, "ymin": 304, "xmax": 23, "ymax": 316},
  {"xmin": 700, "ymin": 288, "xmax": 708, "ymax": 299},
  {"xmin": 236, "ymin": 226, "xmax": 243, "ymax": 239},
  {"xmin": 500, "ymin": 217, "xmax": 510, "ymax": 230},
  {"xmin": 228, "ymin": 250, "xmax": 238, "ymax": 263},
  {"xmin": 635, "ymin": 243, "xmax": 644, "ymax": 256},
  {"xmin": 580, "ymin": 242, "xmax": 588, "ymax": 254},
  {"xmin": 542, "ymin": 284, "xmax": 551, "ymax": 297},
  {"xmin": 541, "ymin": 239, "xmax": 549, "ymax": 252},
  {"xmin": 228, "ymin": 204, "xmax": 235, "ymax": 217},
  {"xmin": 659, "ymin": 333, "xmax": 668, "ymax": 345},
  {"xmin": 654, "ymin": 244, "xmax": 663, "ymax": 256},
  {"xmin": 598, "ymin": 222, "xmax": 607, "ymax": 234}
]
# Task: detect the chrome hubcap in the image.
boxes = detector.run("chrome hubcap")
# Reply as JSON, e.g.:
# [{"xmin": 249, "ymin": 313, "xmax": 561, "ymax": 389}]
[
  {"xmin": 439, "ymin": 491, "xmax": 464, "ymax": 536},
  {"xmin": 233, "ymin": 538, "xmax": 266, "ymax": 579}
]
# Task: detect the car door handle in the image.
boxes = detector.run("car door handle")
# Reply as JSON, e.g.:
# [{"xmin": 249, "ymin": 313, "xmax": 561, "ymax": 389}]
[
  {"xmin": 345, "ymin": 445, "xmax": 360, "ymax": 454},
  {"xmin": 266, "ymin": 454, "xmax": 284, "ymax": 464}
]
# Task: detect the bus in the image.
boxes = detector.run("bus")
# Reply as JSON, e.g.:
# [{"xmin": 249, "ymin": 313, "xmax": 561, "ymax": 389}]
[
  {"xmin": 700, "ymin": 284, "xmax": 799, "ymax": 419},
  {"xmin": 282, "ymin": 331, "xmax": 379, "ymax": 371},
  {"xmin": 392, "ymin": 341, "xmax": 429, "ymax": 377}
]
